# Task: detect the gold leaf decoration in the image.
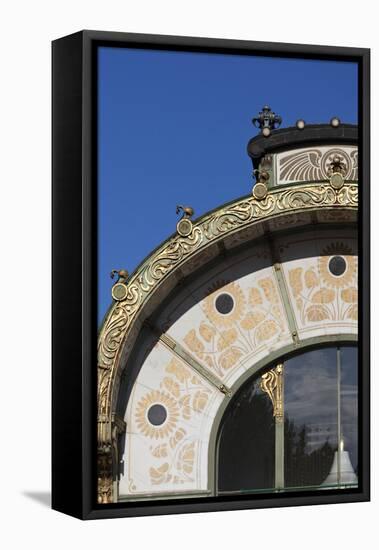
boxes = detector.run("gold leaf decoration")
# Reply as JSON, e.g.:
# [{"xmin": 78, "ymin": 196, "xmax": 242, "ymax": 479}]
[
  {"xmin": 305, "ymin": 269, "xmax": 319, "ymax": 289},
  {"xmin": 199, "ymin": 322, "xmax": 216, "ymax": 342},
  {"xmin": 203, "ymin": 281, "xmax": 246, "ymax": 328},
  {"xmin": 162, "ymin": 377, "xmax": 180, "ymax": 398},
  {"xmin": 179, "ymin": 395, "xmax": 192, "ymax": 420},
  {"xmin": 319, "ymin": 247, "xmax": 357, "ymax": 289},
  {"xmin": 341, "ymin": 288, "xmax": 358, "ymax": 303},
  {"xmin": 135, "ymin": 390, "xmax": 179, "ymax": 439},
  {"xmin": 169, "ymin": 428, "xmax": 186, "ymax": 449},
  {"xmin": 240, "ymin": 310, "xmax": 265, "ymax": 330},
  {"xmin": 166, "ymin": 359, "xmax": 191, "ymax": 383},
  {"xmin": 249, "ymin": 287, "xmax": 263, "ymax": 305},
  {"xmin": 271, "ymin": 305, "xmax": 284, "ymax": 325},
  {"xmin": 312, "ymin": 288, "xmax": 335, "ymax": 304},
  {"xmin": 192, "ymin": 390, "xmax": 209, "ymax": 412},
  {"xmin": 347, "ymin": 303, "xmax": 358, "ymax": 320},
  {"xmin": 258, "ymin": 278, "xmax": 278, "ymax": 303},
  {"xmin": 217, "ymin": 328, "xmax": 238, "ymax": 351},
  {"xmin": 289, "ymin": 267, "xmax": 303, "ymax": 297},
  {"xmin": 204, "ymin": 356, "xmax": 215, "ymax": 370},
  {"xmin": 219, "ymin": 347, "xmax": 243, "ymax": 370},
  {"xmin": 184, "ymin": 329, "xmax": 204, "ymax": 358},
  {"xmin": 176, "ymin": 442, "xmax": 195, "ymax": 475},
  {"xmin": 150, "ymin": 463, "xmax": 171, "ymax": 485},
  {"xmin": 306, "ymin": 305, "xmax": 330, "ymax": 322},
  {"xmin": 151, "ymin": 444, "xmax": 168, "ymax": 458},
  {"xmin": 255, "ymin": 320, "xmax": 278, "ymax": 343}
]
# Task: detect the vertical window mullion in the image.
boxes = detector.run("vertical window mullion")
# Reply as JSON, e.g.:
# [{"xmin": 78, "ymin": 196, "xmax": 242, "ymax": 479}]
[
  {"xmin": 261, "ymin": 363, "xmax": 284, "ymax": 490},
  {"xmin": 275, "ymin": 368, "xmax": 285, "ymax": 490}
]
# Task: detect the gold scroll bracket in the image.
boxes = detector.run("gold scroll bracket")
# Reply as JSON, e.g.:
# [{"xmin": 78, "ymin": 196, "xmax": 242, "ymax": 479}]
[{"xmin": 260, "ymin": 364, "xmax": 284, "ymax": 421}]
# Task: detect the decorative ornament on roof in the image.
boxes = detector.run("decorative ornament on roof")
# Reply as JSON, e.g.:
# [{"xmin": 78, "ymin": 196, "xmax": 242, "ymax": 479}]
[
  {"xmin": 252, "ymin": 105, "xmax": 282, "ymax": 137},
  {"xmin": 296, "ymin": 119, "xmax": 306, "ymax": 130},
  {"xmin": 252, "ymin": 168, "xmax": 269, "ymax": 200},
  {"xmin": 110, "ymin": 269, "xmax": 129, "ymax": 282},
  {"xmin": 110, "ymin": 269, "xmax": 129, "ymax": 301},
  {"xmin": 330, "ymin": 116, "xmax": 341, "ymax": 128},
  {"xmin": 327, "ymin": 153, "xmax": 347, "ymax": 190},
  {"xmin": 176, "ymin": 204, "xmax": 194, "ymax": 237}
]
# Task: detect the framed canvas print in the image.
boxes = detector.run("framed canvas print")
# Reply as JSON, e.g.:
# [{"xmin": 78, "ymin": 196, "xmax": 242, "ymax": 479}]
[{"xmin": 52, "ymin": 30, "xmax": 370, "ymax": 519}]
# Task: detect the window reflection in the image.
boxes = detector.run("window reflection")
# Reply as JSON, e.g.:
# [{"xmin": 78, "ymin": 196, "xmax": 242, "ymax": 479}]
[
  {"xmin": 217, "ymin": 345, "xmax": 358, "ymax": 495},
  {"xmin": 218, "ymin": 378, "xmax": 275, "ymax": 493},
  {"xmin": 340, "ymin": 346, "xmax": 358, "ymax": 475},
  {"xmin": 284, "ymin": 348, "xmax": 338, "ymax": 488}
]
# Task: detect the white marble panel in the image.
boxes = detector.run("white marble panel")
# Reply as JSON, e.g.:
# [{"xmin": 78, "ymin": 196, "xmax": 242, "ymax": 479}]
[
  {"xmin": 119, "ymin": 341, "xmax": 223, "ymax": 497},
  {"xmin": 164, "ymin": 244, "xmax": 293, "ymax": 387},
  {"xmin": 275, "ymin": 145, "xmax": 358, "ymax": 185},
  {"xmin": 278, "ymin": 232, "xmax": 357, "ymax": 340}
]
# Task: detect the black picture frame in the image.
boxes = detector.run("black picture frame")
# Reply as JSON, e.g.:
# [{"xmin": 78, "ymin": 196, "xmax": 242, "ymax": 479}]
[{"xmin": 52, "ymin": 30, "xmax": 370, "ymax": 520}]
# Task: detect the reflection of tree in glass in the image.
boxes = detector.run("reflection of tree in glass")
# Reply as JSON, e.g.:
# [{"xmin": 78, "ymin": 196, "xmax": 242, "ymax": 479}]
[
  {"xmin": 284, "ymin": 419, "xmax": 335, "ymax": 487},
  {"xmin": 218, "ymin": 379, "xmax": 275, "ymax": 492}
]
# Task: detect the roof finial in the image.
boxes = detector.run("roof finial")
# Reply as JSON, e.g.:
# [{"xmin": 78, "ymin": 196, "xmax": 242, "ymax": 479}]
[
  {"xmin": 176, "ymin": 205, "xmax": 194, "ymax": 237},
  {"xmin": 252, "ymin": 105, "xmax": 282, "ymax": 137}
]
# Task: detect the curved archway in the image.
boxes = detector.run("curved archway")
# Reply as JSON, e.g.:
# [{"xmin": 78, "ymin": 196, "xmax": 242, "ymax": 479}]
[{"xmin": 114, "ymin": 223, "xmax": 357, "ymax": 501}]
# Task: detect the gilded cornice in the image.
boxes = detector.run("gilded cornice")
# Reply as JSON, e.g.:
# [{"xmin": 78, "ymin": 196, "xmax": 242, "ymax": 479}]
[{"xmin": 97, "ymin": 182, "xmax": 358, "ymax": 451}]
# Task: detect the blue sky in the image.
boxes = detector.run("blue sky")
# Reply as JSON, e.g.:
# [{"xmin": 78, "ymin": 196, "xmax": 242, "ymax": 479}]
[{"xmin": 98, "ymin": 47, "xmax": 358, "ymax": 323}]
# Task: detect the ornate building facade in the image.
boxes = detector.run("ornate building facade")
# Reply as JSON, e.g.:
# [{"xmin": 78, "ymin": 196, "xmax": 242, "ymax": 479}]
[{"xmin": 97, "ymin": 109, "xmax": 358, "ymax": 504}]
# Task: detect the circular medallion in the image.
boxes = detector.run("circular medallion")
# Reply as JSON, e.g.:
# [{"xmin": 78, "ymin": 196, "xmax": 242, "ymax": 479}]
[
  {"xmin": 215, "ymin": 293, "xmax": 235, "ymax": 314},
  {"xmin": 177, "ymin": 218, "xmax": 193, "ymax": 237},
  {"xmin": 111, "ymin": 282, "xmax": 128, "ymax": 301},
  {"xmin": 328, "ymin": 255, "xmax": 347, "ymax": 277},
  {"xmin": 252, "ymin": 182, "xmax": 268, "ymax": 200},
  {"xmin": 321, "ymin": 148, "xmax": 350, "ymax": 180},
  {"xmin": 147, "ymin": 404, "xmax": 167, "ymax": 426},
  {"xmin": 330, "ymin": 172, "xmax": 344, "ymax": 190}
]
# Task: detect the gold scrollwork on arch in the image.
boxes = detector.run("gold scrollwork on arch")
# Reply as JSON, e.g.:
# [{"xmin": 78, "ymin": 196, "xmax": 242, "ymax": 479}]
[{"xmin": 97, "ymin": 182, "xmax": 358, "ymax": 500}]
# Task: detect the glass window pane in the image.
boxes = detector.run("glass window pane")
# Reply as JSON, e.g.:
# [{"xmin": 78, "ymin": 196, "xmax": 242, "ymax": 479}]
[
  {"xmin": 340, "ymin": 346, "xmax": 358, "ymax": 480},
  {"xmin": 284, "ymin": 348, "xmax": 338, "ymax": 488},
  {"xmin": 218, "ymin": 375, "xmax": 275, "ymax": 493}
]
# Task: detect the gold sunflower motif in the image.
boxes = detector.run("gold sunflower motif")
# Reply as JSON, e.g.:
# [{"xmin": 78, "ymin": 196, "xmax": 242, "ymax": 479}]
[
  {"xmin": 319, "ymin": 243, "xmax": 357, "ymax": 289},
  {"xmin": 203, "ymin": 281, "xmax": 246, "ymax": 328},
  {"xmin": 135, "ymin": 389, "xmax": 179, "ymax": 439}
]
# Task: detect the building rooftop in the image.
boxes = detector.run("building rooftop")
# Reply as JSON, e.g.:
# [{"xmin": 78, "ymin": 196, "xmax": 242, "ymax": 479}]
[{"xmin": 247, "ymin": 106, "xmax": 358, "ymax": 170}]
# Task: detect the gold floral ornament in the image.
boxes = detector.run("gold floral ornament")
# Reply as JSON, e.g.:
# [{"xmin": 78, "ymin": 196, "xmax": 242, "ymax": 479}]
[
  {"xmin": 319, "ymin": 243, "xmax": 356, "ymax": 289},
  {"xmin": 304, "ymin": 268, "xmax": 319, "ymax": 289},
  {"xmin": 341, "ymin": 288, "xmax": 358, "ymax": 303},
  {"xmin": 203, "ymin": 281, "xmax": 246, "ymax": 328},
  {"xmin": 258, "ymin": 278, "xmax": 279, "ymax": 303},
  {"xmin": 240, "ymin": 310, "xmax": 265, "ymax": 330},
  {"xmin": 249, "ymin": 287, "xmax": 263, "ymax": 305},
  {"xmin": 289, "ymin": 267, "xmax": 303, "ymax": 297},
  {"xmin": 135, "ymin": 390, "xmax": 179, "ymax": 439},
  {"xmin": 219, "ymin": 347, "xmax": 243, "ymax": 370},
  {"xmin": 341, "ymin": 288, "xmax": 358, "ymax": 321},
  {"xmin": 176, "ymin": 442, "xmax": 195, "ymax": 477}
]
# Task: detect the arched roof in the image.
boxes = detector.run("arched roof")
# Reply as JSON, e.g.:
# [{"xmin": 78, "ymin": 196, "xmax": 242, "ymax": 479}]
[{"xmin": 98, "ymin": 180, "xmax": 358, "ymax": 456}]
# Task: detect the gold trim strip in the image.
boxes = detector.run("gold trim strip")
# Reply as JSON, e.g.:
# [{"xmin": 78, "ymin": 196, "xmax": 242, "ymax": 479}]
[{"xmin": 273, "ymin": 262, "xmax": 300, "ymax": 344}]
